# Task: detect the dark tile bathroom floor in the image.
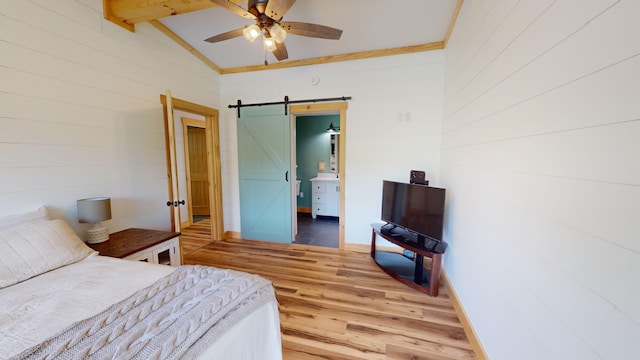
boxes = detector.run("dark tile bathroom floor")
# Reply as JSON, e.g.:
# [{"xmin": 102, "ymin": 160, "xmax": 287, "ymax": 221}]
[{"xmin": 294, "ymin": 212, "xmax": 339, "ymax": 248}]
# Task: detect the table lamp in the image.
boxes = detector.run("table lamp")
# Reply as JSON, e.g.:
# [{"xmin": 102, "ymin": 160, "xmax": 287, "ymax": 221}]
[{"xmin": 77, "ymin": 197, "xmax": 111, "ymax": 244}]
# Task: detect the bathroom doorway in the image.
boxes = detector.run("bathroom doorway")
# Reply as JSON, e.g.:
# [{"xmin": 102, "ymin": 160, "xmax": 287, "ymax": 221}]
[
  {"xmin": 290, "ymin": 102, "xmax": 347, "ymax": 249},
  {"xmin": 293, "ymin": 114, "xmax": 340, "ymax": 248}
]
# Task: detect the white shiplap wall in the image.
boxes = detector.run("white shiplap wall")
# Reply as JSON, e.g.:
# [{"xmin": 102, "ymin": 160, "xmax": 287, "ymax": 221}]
[
  {"xmin": 442, "ymin": 1, "xmax": 640, "ymax": 359},
  {"xmin": 0, "ymin": 0, "xmax": 221, "ymax": 237},
  {"xmin": 219, "ymin": 52, "xmax": 445, "ymax": 244}
]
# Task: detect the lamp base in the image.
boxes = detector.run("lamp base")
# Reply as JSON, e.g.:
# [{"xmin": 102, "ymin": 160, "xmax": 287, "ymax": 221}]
[{"xmin": 86, "ymin": 224, "xmax": 109, "ymax": 244}]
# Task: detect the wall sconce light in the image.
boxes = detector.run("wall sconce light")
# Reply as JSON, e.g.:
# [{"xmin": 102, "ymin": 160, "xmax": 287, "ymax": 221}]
[{"xmin": 326, "ymin": 122, "xmax": 340, "ymax": 133}]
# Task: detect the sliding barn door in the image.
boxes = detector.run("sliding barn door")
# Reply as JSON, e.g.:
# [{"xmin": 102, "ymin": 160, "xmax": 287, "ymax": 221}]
[{"xmin": 237, "ymin": 105, "xmax": 292, "ymax": 243}]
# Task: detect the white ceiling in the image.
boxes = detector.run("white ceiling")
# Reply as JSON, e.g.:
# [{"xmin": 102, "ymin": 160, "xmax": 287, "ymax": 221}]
[{"xmin": 158, "ymin": 0, "xmax": 459, "ymax": 70}]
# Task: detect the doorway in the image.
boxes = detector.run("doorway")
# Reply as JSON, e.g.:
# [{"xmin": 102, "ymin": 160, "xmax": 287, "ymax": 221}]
[
  {"xmin": 182, "ymin": 118, "xmax": 210, "ymax": 225},
  {"xmin": 294, "ymin": 115, "xmax": 340, "ymax": 248},
  {"xmin": 290, "ymin": 102, "xmax": 347, "ymax": 249},
  {"xmin": 160, "ymin": 93, "xmax": 224, "ymax": 240}
]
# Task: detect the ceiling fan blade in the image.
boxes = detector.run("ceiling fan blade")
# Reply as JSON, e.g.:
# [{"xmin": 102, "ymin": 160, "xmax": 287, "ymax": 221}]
[
  {"xmin": 209, "ymin": 0, "xmax": 256, "ymax": 20},
  {"xmin": 265, "ymin": 0, "xmax": 296, "ymax": 21},
  {"xmin": 273, "ymin": 42, "xmax": 289, "ymax": 61},
  {"xmin": 280, "ymin": 22, "xmax": 342, "ymax": 40},
  {"xmin": 204, "ymin": 28, "xmax": 245, "ymax": 43}
]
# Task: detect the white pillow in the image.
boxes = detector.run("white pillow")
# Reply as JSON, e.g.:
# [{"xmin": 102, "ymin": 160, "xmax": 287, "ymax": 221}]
[
  {"xmin": 0, "ymin": 219, "xmax": 96, "ymax": 289},
  {"xmin": 0, "ymin": 206, "xmax": 49, "ymax": 231}
]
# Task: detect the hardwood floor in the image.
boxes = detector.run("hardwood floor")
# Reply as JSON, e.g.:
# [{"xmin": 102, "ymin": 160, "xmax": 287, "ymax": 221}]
[{"xmin": 181, "ymin": 220, "xmax": 476, "ymax": 360}]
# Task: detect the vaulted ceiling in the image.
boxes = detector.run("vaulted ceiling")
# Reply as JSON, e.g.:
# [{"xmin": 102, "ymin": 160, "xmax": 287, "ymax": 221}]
[{"xmin": 103, "ymin": 0, "xmax": 462, "ymax": 74}]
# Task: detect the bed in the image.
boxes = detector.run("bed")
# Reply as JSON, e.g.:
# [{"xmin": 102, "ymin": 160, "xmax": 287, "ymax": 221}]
[{"xmin": 0, "ymin": 208, "xmax": 282, "ymax": 359}]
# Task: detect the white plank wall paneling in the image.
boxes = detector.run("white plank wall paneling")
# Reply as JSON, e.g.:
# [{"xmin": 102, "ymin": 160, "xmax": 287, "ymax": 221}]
[
  {"xmin": 1, "ymin": 0, "xmax": 221, "ymax": 238},
  {"xmin": 442, "ymin": 1, "xmax": 640, "ymax": 359}
]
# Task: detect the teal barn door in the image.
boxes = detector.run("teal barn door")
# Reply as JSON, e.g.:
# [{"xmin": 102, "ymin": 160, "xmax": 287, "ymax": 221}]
[{"xmin": 237, "ymin": 105, "xmax": 292, "ymax": 243}]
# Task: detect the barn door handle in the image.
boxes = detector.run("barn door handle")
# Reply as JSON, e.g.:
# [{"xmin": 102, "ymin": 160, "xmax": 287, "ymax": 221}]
[{"xmin": 285, "ymin": 171, "xmax": 289, "ymax": 182}]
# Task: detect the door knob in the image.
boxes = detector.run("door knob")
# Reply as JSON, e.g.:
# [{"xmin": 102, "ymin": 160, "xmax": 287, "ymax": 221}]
[{"xmin": 166, "ymin": 200, "xmax": 186, "ymax": 207}]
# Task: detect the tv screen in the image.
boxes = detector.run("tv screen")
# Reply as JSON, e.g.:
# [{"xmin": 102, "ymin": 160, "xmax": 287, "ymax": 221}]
[{"xmin": 381, "ymin": 180, "xmax": 445, "ymax": 241}]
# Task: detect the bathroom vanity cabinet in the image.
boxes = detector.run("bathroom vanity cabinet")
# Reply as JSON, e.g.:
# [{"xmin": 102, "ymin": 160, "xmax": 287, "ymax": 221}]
[{"xmin": 311, "ymin": 178, "xmax": 339, "ymax": 219}]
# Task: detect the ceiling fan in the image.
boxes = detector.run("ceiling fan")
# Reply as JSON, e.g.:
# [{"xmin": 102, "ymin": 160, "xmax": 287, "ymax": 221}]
[{"xmin": 204, "ymin": 0, "xmax": 343, "ymax": 62}]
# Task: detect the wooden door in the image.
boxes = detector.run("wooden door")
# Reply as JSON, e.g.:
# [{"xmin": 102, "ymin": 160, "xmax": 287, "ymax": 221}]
[
  {"xmin": 164, "ymin": 90, "xmax": 182, "ymax": 232},
  {"xmin": 237, "ymin": 105, "xmax": 292, "ymax": 243},
  {"xmin": 187, "ymin": 126, "xmax": 210, "ymax": 216},
  {"xmin": 160, "ymin": 92, "xmax": 224, "ymax": 241}
]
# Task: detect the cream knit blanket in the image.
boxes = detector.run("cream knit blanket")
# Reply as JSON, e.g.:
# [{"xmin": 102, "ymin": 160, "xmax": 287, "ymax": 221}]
[{"xmin": 12, "ymin": 265, "xmax": 275, "ymax": 360}]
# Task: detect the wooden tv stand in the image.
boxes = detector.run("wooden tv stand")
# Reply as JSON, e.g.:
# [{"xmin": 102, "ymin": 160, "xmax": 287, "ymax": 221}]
[{"xmin": 370, "ymin": 223, "xmax": 443, "ymax": 297}]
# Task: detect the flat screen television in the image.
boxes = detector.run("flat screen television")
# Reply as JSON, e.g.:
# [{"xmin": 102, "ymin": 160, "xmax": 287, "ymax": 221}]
[{"xmin": 381, "ymin": 180, "xmax": 445, "ymax": 243}]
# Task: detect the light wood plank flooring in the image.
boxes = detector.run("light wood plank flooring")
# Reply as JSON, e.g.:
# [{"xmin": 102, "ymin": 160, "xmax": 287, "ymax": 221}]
[{"xmin": 181, "ymin": 220, "xmax": 476, "ymax": 360}]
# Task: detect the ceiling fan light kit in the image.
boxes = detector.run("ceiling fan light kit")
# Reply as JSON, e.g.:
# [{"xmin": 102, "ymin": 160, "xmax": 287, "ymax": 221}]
[
  {"xmin": 269, "ymin": 23, "xmax": 286, "ymax": 43},
  {"xmin": 243, "ymin": 24, "xmax": 261, "ymax": 42},
  {"xmin": 263, "ymin": 35, "xmax": 277, "ymax": 51},
  {"xmin": 206, "ymin": 0, "xmax": 343, "ymax": 62}
]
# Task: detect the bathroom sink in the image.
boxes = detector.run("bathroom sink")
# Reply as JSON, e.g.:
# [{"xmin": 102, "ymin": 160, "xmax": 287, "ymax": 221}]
[{"xmin": 316, "ymin": 172, "xmax": 339, "ymax": 179}]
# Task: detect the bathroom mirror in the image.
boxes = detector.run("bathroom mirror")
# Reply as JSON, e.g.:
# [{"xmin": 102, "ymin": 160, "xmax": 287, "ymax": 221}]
[{"xmin": 330, "ymin": 134, "xmax": 339, "ymax": 174}]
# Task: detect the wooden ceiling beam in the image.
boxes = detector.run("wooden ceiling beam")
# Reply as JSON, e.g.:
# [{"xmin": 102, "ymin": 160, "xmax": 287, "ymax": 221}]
[
  {"xmin": 103, "ymin": 0, "xmax": 231, "ymax": 32},
  {"xmin": 150, "ymin": 20, "xmax": 223, "ymax": 73}
]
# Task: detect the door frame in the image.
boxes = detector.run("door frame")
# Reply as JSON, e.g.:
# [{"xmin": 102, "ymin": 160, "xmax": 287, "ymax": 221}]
[
  {"xmin": 160, "ymin": 94, "xmax": 224, "ymax": 240},
  {"xmin": 182, "ymin": 118, "xmax": 209, "ymax": 226},
  {"xmin": 290, "ymin": 102, "xmax": 348, "ymax": 249}
]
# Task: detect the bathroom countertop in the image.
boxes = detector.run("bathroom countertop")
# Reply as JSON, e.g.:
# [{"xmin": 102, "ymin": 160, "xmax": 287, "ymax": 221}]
[
  {"xmin": 310, "ymin": 173, "xmax": 339, "ymax": 181},
  {"xmin": 310, "ymin": 177, "xmax": 339, "ymax": 181}
]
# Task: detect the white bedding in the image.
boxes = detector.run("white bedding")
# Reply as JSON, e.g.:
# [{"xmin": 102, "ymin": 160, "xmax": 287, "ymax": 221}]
[{"xmin": 0, "ymin": 254, "xmax": 282, "ymax": 359}]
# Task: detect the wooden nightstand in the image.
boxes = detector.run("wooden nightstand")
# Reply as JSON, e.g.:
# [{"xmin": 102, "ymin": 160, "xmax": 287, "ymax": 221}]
[{"xmin": 88, "ymin": 228, "xmax": 182, "ymax": 266}]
